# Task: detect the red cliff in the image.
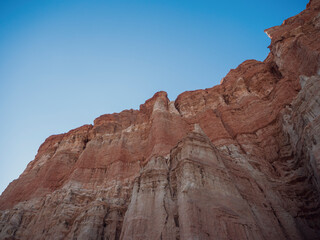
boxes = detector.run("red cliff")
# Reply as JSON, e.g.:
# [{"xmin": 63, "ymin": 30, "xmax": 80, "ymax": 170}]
[{"xmin": 1, "ymin": 1, "xmax": 320, "ymax": 239}]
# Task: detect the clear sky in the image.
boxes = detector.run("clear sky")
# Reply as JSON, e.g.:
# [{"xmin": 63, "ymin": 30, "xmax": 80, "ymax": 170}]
[{"xmin": 0, "ymin": 0, "xmax": 308, "ymax": 194}]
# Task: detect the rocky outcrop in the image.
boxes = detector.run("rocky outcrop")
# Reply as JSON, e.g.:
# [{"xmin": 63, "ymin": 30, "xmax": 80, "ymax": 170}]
[
  {"xmin": 122, "ymin": 127, "xmax": 268, "ymax": 240},
  {"xmin": 1, "ymin": 1, "xmax": 320, "ymax": 239}
]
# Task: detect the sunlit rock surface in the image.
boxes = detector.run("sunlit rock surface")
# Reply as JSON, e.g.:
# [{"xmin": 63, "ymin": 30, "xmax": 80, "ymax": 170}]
[{"xmin": 1, "ymin": 1, "xmax": 320, "ymax": 239}]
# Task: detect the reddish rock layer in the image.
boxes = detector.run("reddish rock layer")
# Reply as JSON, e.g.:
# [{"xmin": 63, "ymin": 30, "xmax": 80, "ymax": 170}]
[{"xmin": 1, "ymin": 1, "xmax": 320, "ymax": 239}]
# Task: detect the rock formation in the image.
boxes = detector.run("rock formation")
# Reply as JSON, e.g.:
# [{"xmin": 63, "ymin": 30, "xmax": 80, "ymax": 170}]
[{"xmin": 1, "ymin": 0, "xmax": 320, "ymax": 239}]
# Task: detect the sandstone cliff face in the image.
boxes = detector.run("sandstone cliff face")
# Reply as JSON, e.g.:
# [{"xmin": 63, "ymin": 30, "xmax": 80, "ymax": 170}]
[{"xmin": 1, "ymin": 1, "xmax": 320, "ymax": 239}]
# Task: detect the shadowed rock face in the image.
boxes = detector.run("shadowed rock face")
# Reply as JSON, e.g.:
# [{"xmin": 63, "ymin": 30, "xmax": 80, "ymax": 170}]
[{"xmin": 1, "ymin": 1, "xmax": 320, "ymax": 239}]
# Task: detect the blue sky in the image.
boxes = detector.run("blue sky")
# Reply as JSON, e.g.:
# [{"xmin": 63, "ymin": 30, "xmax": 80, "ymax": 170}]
[{"xmin": 0, "ymin": 0, "xmax": 308, "ymax": 194}]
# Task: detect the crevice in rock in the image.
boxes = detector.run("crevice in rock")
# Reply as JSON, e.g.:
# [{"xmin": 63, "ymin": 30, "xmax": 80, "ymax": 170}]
[
  {"xmin": 270, "ymin": 62, "xmax": 283, "ymax": 81},
  {"xmin": 101, "ymin": 207, "xmax": 110, "ymax": 240},
  {"xmin": 173, "ymin": 101, "xmax": 182, "ymax": 116},
  {"xmin": 270, "ymin": 206, "xmax": 291, "ymax": 240},
  {"xmin": 222, "ymin": 94, "xmax": 230, "ymax": 105}
]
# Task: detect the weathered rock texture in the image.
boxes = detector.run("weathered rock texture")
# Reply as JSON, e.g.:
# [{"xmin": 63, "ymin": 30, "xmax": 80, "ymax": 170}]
[{"xmin": 1, "ymin": 1, "xmax": 320, "ymax": 239}]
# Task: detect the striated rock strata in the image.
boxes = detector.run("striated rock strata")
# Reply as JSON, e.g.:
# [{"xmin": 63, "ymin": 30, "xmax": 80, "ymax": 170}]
[{"xmin": 1, "ymin": 1, "xmax": 320, "ymax": 239}]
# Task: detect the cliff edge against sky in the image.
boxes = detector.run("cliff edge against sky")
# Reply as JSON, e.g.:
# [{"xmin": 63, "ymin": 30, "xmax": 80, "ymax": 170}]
[{"xmin": 1, "ymin": 0, "xmax": 320, "ymax": 239}]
